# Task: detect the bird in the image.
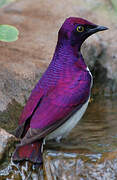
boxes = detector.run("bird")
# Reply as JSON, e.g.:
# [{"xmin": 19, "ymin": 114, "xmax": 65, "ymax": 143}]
[{"xmin": 12, "ymin": 17, "xmax": 108, "ymax": 164}]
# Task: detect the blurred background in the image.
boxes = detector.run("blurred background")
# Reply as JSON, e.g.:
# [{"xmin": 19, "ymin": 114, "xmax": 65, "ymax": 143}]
[{"xmin": 0, "ymin": 0, "xmax": 117, "ymax": 179}]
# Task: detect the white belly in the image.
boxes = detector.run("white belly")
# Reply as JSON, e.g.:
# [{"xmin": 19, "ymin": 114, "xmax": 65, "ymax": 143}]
[{"xmin": 46, "ymin": 98, "xmax": 90, "ymax": 141}]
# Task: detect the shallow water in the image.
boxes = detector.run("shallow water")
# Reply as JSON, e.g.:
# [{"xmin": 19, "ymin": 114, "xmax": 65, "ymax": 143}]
[
  {"xmin": 46, "ymin": 96, "xmax": 117, "ymax": 153},
  {"xmin": 0, "ymin": 96, "xmax": 117, "ymax": 179},
  {"xmin": 62, "ymin": 96, "xmax": 117, "ymax": 152}
]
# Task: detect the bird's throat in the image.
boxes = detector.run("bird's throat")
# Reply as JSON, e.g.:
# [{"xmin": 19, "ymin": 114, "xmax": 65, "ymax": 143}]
[{"xmin": 53, "ymin": 42, "xmax": 87, "ymax": 70}]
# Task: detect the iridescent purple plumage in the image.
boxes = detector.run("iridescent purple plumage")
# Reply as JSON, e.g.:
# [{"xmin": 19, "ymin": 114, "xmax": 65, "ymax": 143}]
[{"xmin": 12, "ymin": 17, "xmax": 108, "ymax": 164}]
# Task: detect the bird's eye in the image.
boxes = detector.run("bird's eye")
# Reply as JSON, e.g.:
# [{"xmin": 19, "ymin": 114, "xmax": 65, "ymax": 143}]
[{"xmin": 76, "ymin": 26, "xmax": 85, "ymax": 32}]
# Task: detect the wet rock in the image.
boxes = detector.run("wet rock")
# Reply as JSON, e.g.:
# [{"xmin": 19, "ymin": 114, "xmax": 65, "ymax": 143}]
[
  {"xmin": 0, "ymin": 97, "xmax": 117, "ymax": 179},
  {"xmin": 43, "ymin": 150, "xmax": 117, "ymax": 180},
  {"xmin": 42, "ymin": 96, "xmax": 117, "ymax": 179},
  {"xmin": 0, "ymin": 128, "xmax": 17, "ymax": 161},
  {"xmin": 0, "ymin": 160, "xmax": 44, "ymax": 180}
]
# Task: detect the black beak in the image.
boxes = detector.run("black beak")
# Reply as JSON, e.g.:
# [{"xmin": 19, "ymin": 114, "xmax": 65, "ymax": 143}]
[
  {"xmin": 87, "ymin": 25, "xmax": 108, "ymax": 35},
  {"xmin": 94, "ymin": 25, "xmax": 108, "ymax": 32}
]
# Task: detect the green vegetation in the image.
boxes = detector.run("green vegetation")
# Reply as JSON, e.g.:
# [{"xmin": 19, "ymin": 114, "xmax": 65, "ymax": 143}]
[
  {"xmin": 0, "ymin": 0, "xmax": 19, "ymax": 42},
  {"xmin": 0, "ymin": 0, "xmax": 14, "ymax": 8},
  {"xmin": 0, "ymin": 25, "xmax": 19, "ymax": 42}
]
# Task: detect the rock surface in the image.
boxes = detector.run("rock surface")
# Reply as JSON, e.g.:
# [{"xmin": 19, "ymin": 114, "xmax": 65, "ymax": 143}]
[
  {"xmin": 43, "ymin": 150, "xmax": 117, "ymax": 180},
  {"xmin": 0, "ymin": 128, "xmax": 17, "ymax": 161},
  {"xmin": 0, "ymin": 0, "xmax": 117, "ymax": 113}
]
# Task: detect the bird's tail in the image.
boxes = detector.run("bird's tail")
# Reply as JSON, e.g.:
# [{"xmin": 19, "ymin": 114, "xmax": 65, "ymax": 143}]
[{"xmin": 12, "ymin": 140, "xmax": 43, "ymax": 164}]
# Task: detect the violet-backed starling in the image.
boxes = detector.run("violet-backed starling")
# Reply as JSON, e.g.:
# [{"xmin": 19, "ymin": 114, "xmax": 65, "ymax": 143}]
[{"xmin": 12, "ymin": 17, "xmax": 108, "ymax": 164}]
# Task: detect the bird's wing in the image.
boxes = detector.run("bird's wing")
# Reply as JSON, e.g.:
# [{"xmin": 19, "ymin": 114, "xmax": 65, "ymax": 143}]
[
  {"xmin": 18, "ymin": 84, "xmax": 43, "ymax": 125},
  {"xmin": 19, "ymin": 71, "xmax": 91, "ymax": 146}
]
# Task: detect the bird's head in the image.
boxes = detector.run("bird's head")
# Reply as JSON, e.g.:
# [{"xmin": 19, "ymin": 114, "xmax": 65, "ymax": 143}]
[{"xmin": 58, "ymin": 17, "xmax": 108, "ymax": 50}]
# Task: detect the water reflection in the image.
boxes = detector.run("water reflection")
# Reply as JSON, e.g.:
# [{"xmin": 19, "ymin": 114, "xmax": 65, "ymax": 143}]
[
  {"xmin": 47, "ymin": 97, "xmax": 117, "ymax": 153},
  {"xmin": 0, "ymin": 97, "xmax": 117, "ymax": 179}
]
